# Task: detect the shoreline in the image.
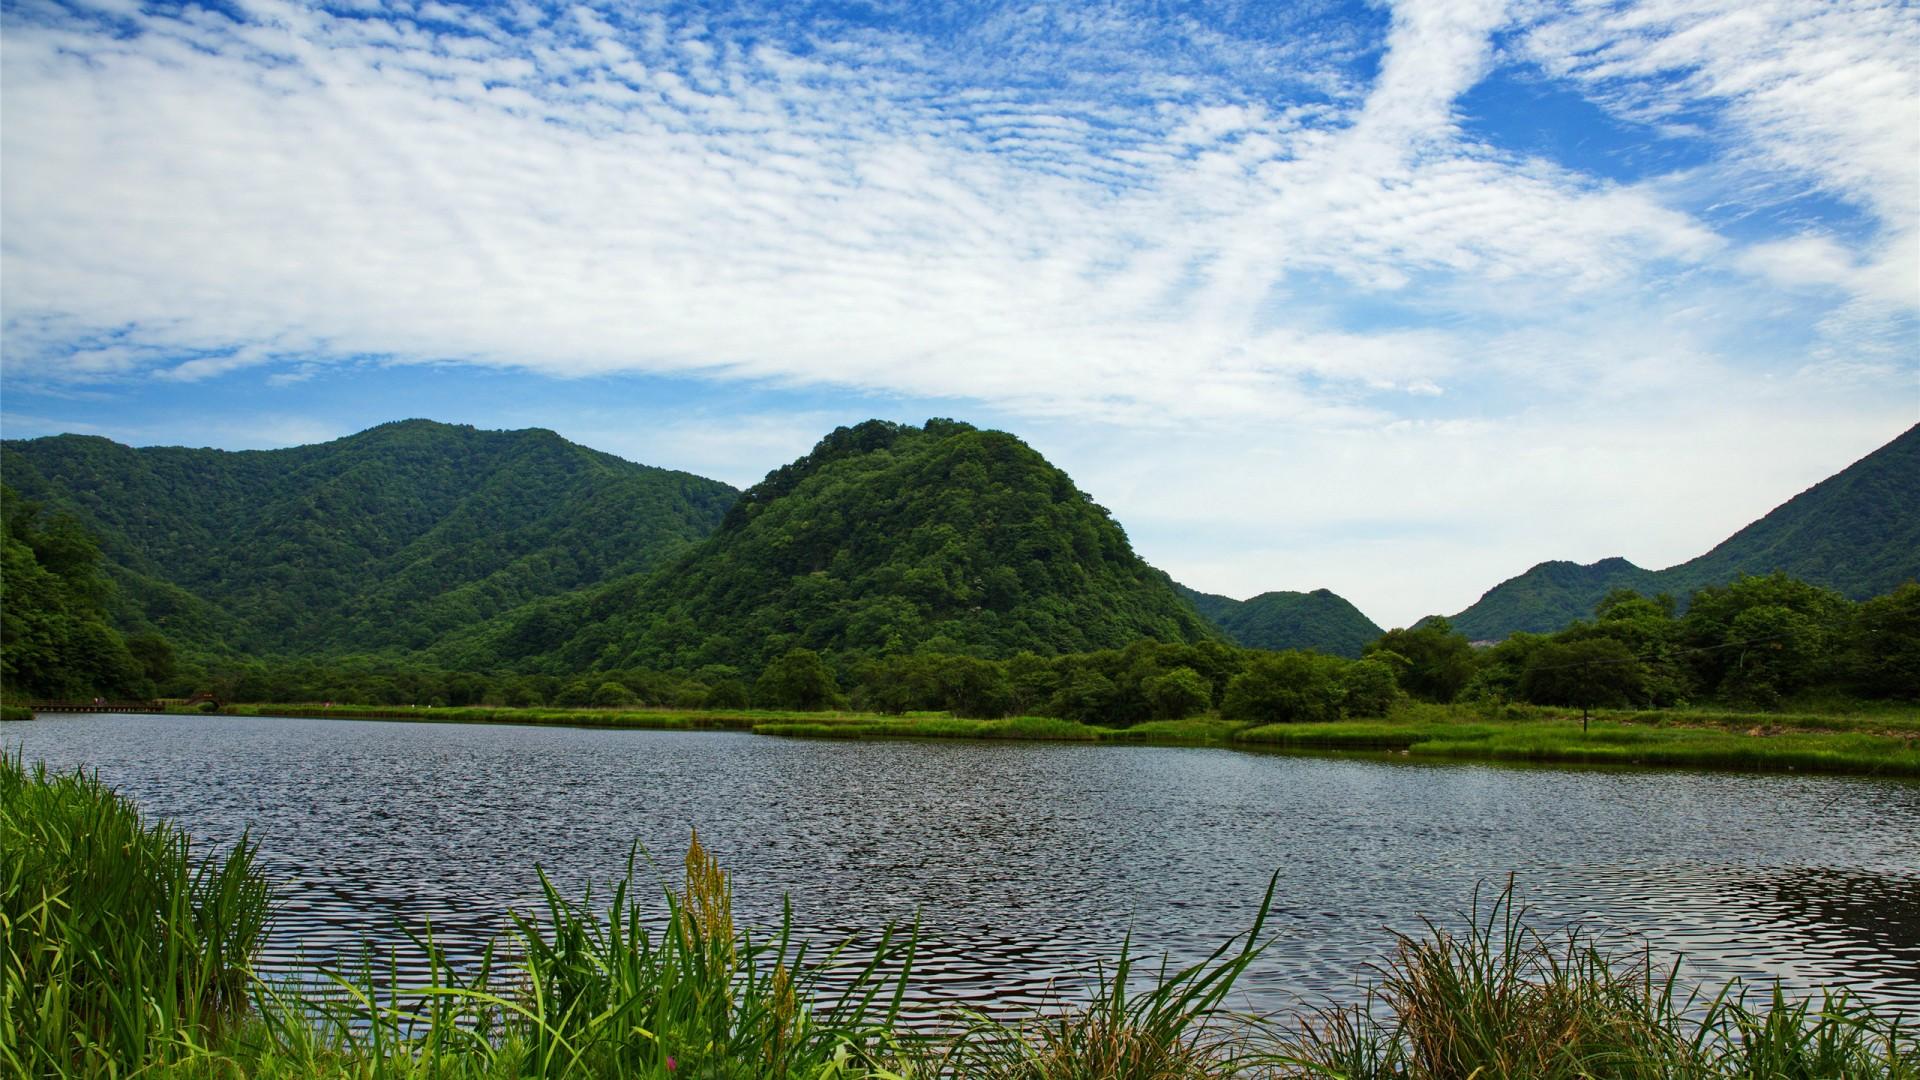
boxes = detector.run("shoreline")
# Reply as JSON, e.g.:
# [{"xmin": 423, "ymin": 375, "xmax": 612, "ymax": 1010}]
[
  {"xmin": 13, "ymin": 752, "xmax": 1916, "ymax": 1078},
  {"xmin": 26, "ymin": 699, "xmax": 1914, "ymax": 778}
]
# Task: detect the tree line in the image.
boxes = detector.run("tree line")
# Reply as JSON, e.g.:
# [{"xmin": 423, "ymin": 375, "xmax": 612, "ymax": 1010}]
[
  {"xmin": 176, "ymin": 573, "xmax": 1915, "ymax": 720},
  {"xmin": 4, "ymin": 481, "xmax": 1913, "ymax": 723}
]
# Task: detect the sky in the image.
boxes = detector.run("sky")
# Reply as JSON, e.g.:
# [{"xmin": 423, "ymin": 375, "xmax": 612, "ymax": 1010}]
[{"xmin": 2, "ymin": 0, "xmax": 1916, "ymax": 629}]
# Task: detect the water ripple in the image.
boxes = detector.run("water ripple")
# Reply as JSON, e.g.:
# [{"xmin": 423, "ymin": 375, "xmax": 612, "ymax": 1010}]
[{"xmin": 9, "ymin": 714, "xmax": 1918, "ymax": 1017}]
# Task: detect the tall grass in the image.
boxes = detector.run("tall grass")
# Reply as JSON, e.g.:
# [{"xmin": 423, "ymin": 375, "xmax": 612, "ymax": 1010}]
[
  {"xmin": 5, "ymin": 756, "xmax": 1915, "ymax": 1079},
  {"xmin": 1267, "ymin": 880, "xmax": 1918, "ymax": 1079},
  {"xmin": 930, "ymin": 876, "xmax": 1277, "ymax": 1080},
  {"xmin": 754, "ymin": 716, "xmax": 1099, "ymax": 741},
  {"xmin": 1, "ymin": 753, "xmax": 270, "ymax": 1078},
  {"xmin": 210, "ymin": 836, "xmax": 922, "ymax": 1079}
]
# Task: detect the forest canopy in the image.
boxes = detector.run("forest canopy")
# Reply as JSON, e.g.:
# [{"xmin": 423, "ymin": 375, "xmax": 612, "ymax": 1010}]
[{"xmin": 2, "ymin": 420, "xmax": 1914, "ymax": 716}]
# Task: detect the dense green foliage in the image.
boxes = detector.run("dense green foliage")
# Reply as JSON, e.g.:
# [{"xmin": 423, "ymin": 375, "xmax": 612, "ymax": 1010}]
[
  {"xmin": 455, "ymin": 420, "xmax": 1219, "ymax": 672},
  {"xmin": 0, "ymin": 487, "xmax": 158, "ymax": 698},
  {"xmin": 177, "ymin": 637, "xmax": 1408, "ymax": 732},
  {"xmin": 1220, "ymin": 652, "xmax": 1347, "ymax": 724},
  {"xmin": 2, "ymin": 754, "xmax": 270, "ymax": 1077},
  {"xmin": 1461, "ymin": 574, "xmax": 1920, "ymax": 709},
  {"xmin": 129, "ymin": 571, "xmax": 1917, "ymax": 727},
  {"xmin": 1365, "ymin": 618, "xmax": 1481, "ymax": 704},
  {"xmin": 6, "ymin": 418, "xmax": 1914, "ymax": 725},
  {"xmin": 1450, "ymin": 558, "xmax": 1658, "ymax": 642},
  {"xmin": 1452, "ymin": 423, "xmax": 1919, "ymax": 639},
  {"xmin": 1176, "ymin": 585, "xmax": 1384, "ymax": 657},
  {"xmin": 1, "ymin": 420, "xmax": 737, "ymax": 659}
]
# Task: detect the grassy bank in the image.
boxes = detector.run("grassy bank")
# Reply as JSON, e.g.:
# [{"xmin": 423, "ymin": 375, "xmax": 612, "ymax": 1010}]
[
  {"xmin": 174, "ymin": 701, "xmax": 799, "ymax": 731},
  {"xmin": 749, "ymin": 713, "xmax": 1102, "ymax": 741},
  {"xmin": 0, "ymin": 705, "xmax": 32, "ymax": 722},
  {"xmin": 3, "ymin": 754, "xmax": 1913, "ymax": 1078},
  {"xmin": 131, "ymin": 698, "xmax": 1920, "ymax": 777},
  {"xmin": 757, "ymin": 702, "xmax": 1920, "ymax": 778},
  {"xmin": 1230, "ymin": 701, "xmax": 1920, "ymax": 776}
]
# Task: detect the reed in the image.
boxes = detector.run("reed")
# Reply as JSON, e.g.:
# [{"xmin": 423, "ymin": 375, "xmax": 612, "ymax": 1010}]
[
  {"xmin": 6, "ymin": 757, "xmax": 1914, "ymax": 1079},
  {"xmin": 1265, "ymin": 880, "xmax": 1918, "ymax": 1079},
  {"xmin": 174, "ymin": 839, "xmax": 921, "ymax": 1079},
  {"xmin": 931, "ymin": 877, "xmax": 1277, "ymax": 1079},
  {"xmin": 754, "ymin": 715, "xmax": 1098, "ymax": 741},
  {"xmin": 1, "ymin": 752, "xmax": 271, "ymax": 1078}
]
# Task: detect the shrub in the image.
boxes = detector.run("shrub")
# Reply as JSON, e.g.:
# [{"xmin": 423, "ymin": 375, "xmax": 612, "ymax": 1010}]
[
  {"xmin": 1340, "ymin": 658, "xmax": 1400, "ymax": 717},
  {"xmin": 753, "ymin": 648, "xmax": 842, "ymax": 711},
  {"xmin": 1145, "ymin": 667, "xmax": 1212, "ymax": 720},
  {"xmin": 592, "ymin": 680, "xmax": 638, "ymax": 707},
  {"xmin": 1221, "ymin": 652, "xmax": 1346, "ymax": 725}
]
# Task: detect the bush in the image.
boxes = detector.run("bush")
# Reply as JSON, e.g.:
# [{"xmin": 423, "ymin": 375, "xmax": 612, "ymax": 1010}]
[
  {"xmin": 1366, "ymin": 619, "xmax": 1477, "ymax": 703},
  {"xmin": 1144, "ymin": 666, "xmax": 1212, "ymax": 720},
  {"xmin": 592, "ymin": 680, "xmax": 638, "ymax": 707},
  {"xmin": 705, "ymin": 678, "xmax": 751, "ymax": 709},
  {"xmin": 753, "ymin": 648, "xmax": 842, "ymax": 711},
  {"xmin": 1518, "ymin": 638, "xmax": 1644, "ymax": 708},
  {"xmin": 1221, "ymin": 651, "xmax": 1347, "ymax": 724},
  {"xmin": 1341, "ymin": 658, "xmax": 1400, "ymax": 717}
]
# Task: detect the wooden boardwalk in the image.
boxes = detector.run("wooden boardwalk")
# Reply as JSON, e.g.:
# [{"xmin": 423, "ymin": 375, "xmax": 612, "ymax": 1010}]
[{"xmin": 25, "ymin": 700, "xmax": 165, "ymax": 714}]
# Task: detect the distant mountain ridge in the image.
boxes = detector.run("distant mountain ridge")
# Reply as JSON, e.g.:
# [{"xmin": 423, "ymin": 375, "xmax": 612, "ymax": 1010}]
[
  {"xmin": 9, "ymin": 417, "xmax": 1911, "ymax": 670},
  {"xmin": 1450, "ymin": 424, "xmax": 1920, "ymax": 640},
  {"xmin": 1, "ymin": 420, "xmax": 738, "ymax": 657},
  {"xmin": 447, "ymin": 419, "xmax": 1221, "ymax": 671},
  {"xmin": 1174, "ymin": 584, "xmax": 1383, "ymax": 657}
]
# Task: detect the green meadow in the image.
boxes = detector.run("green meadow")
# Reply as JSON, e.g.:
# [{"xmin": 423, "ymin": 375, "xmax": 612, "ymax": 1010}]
[{"xmin": 145, "ymin": 698, "xmax": 1920, "ymax": 778}]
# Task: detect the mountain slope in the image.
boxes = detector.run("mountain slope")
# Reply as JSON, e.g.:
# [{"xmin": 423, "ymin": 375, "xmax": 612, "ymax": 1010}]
[
  {"xmin": 1176, "ymin": 584, "xmax": 1383, "ymax": 657},
  {"xmin": 1672, "ymin": 424, "xmax": 1920, "ymax": 597},
  {"xmin": 0, "ymin": 421, "xmax": 738, "ymax": 656},
  {"xmin": 1451, "ymin": 424, "xmax": 1920, "ymax": 639},
  {"xmin": 1448, "ymin": 558, "xmax": 1659, "ymax": 641},
  {"xmin": 459, "ymin": 419, "xmax": 1221, "ymax": 670}
]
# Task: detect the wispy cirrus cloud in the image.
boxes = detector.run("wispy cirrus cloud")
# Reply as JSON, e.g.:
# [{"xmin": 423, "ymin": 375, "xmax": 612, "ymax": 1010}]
[
  {"xmin": 3, "ymin": 0, "xmax": 1914, "ymax": 625},
  {"xmin": 10, "ymin": 0, "xmax": 1901, "ymax": 420}
]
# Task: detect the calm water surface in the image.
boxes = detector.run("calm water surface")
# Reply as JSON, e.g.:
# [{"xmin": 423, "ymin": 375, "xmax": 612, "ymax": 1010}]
[{"xmin": 10, "ymin": 713, "xmax": 1919, "ymax": 1016}]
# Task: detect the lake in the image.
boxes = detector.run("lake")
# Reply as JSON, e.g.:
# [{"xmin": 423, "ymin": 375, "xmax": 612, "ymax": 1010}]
[{"xmin": 8, "ymin": 712, "xmax": 1918, "ymax": 1017}]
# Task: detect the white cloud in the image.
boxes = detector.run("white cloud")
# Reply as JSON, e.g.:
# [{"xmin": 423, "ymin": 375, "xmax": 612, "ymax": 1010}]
[
  {"xmin": 1065, "ymin": 400, "xmax": 1917, "ymax": 627},
  {"xmin": 0, "ymin": 409, "xmax": 346, "ymax": 450},
  {"xmin": 1515, "ymin": 0, "xmax": 1920, "ymax": 323},
  {"xmin": 559, "ymin": 409, "xmax": 870, "ymax": 488},
  {"xmin": 5, "ymin": 0, "xmax": 1879, "ymax": 421},
  {"xmin": 4, "ymin": 0, "xmax": 1914, "ymax": 624}
]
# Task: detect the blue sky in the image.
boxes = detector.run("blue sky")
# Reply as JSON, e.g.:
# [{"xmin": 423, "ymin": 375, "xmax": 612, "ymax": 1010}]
[{"xmin": 2, "ymin": 0, "xmax": 1916, "ymax": 627}]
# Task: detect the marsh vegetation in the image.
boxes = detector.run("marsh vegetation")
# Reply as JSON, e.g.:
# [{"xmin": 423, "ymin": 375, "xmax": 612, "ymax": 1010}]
[{"xmin": 5, "ymin": 755, "xmax": 1914, "ymax": 1078}]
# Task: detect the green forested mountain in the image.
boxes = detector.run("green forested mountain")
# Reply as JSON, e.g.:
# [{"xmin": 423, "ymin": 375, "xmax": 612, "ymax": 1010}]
[
  {"xmin": 450, "ymin": 419, "xmax": 1220, "ymax": 671},
  {"xmin": 1, "ymin": 487, "xmax": 169, "ymax": 698},
  {"xmin": 0, "ymin": 421, "xmax": 738, "ymax": 657},
  {"xmin": 1175, "ymin": 584, "xmax": 1383, "ymax": 657},
  {"xmin": 1448, "ymin": 558, "xmax": 1658, "ymax": 641},
  {"xmin": 1451, "ymin": 424, "xmax": 1920, "ymax": 640},
  {"xmin": 10, "ymin": 414, "xmax": 1912, "ymax": 692}
]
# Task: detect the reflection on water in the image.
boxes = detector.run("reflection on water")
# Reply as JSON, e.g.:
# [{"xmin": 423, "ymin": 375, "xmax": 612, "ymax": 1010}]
[{"xmin": 9, "ymin": 713, "xmax": 1919, "ymax": 1016}]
